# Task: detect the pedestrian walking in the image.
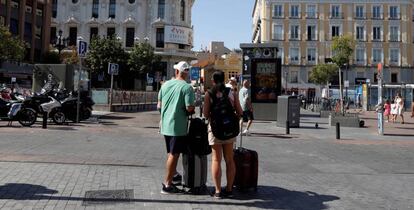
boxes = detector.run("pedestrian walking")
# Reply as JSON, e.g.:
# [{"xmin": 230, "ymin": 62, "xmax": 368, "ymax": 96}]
[
  {"xmin": 203, "ymin": 70, "xmax": 243, "ymax": 199},
  {"xmin": 384, "ymin": 100, "xmax": 391, "ymax": 122},
  {"xmin": 239, "ymin": 80, "xmax": 254, "ymax": 135},
  {"xmin": 390, "ymin": 100, "xmax": 397, "ymax": 123},
  {"xmin": 157, "ymin": 61, "xmax": 195, "ymax": 194},
  {"xmin": 225, "ymin": 77, "xmax": 238, "ymax": 92},
  {"xmin": 395, "ymin": 93, "xmax": 405, "ymax": 124}
]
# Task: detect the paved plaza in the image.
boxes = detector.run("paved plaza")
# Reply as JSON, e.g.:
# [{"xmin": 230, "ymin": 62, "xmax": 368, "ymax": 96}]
[{"xmin": 0, "ymin": 110, "xmax": 413, "ymax": 210}]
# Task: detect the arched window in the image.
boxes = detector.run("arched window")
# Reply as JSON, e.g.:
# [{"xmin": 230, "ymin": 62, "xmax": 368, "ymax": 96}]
[
  {"xmin": 92, "ymin": 0, "xmax": 99, "ymax": 18},
  {"xmin": 180, "ymin": 0, "xmax": 185, "ymax": 21}
]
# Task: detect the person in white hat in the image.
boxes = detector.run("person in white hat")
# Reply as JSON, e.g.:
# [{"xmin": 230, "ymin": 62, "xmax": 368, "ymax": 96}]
[{"xmin": 157, "ymin": 61, "xmax": 195, "ymax": 194}]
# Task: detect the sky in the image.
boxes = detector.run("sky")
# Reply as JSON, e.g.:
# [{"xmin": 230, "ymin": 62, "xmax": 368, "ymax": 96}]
[{"xmin": 192, "ymin": 0, "xmax": 256, "ymax": 51}]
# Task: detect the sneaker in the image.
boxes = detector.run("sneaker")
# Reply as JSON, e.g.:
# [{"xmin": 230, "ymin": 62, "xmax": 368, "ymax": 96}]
[
  {"xmin": 222, "ymin": 189, "xmax": 233, "ymax": 198},
  {"xmin": 172, "ymin": 173, "xmax": 182, "ymax": 185},
  {"xmin": 242, "ymin": 129, "xmax": 249, "ymax": 136},
  {"xmin": 161, "ymin": 183, "xmax": 183, "ymax": 194}
]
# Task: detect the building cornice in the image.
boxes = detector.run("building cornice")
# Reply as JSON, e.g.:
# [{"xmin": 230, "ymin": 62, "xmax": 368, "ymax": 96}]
[{"xmin": 266, "ymin": 0, "xmax": 414, "ymax": 4}]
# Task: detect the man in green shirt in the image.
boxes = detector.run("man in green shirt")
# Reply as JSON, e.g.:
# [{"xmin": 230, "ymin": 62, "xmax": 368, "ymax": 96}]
[{"xmin": 158, "ymin": 61, "xmax": 195, "ymax": 194}]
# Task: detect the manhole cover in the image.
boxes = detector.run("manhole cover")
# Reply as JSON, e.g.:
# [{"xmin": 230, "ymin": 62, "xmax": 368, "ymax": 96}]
[{"xmin": 83, "ymin": 189, "xmax": 134, "ymax": 206}]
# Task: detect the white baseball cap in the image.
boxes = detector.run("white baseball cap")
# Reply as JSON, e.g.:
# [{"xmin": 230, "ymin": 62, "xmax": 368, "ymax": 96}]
[
  {"xmin": 229, "ymin": 77, "xmax": 237, "ymax": 82},
  {"xmin": 174, "ymin": 61, "xmax": 191, "ymax": 73}
]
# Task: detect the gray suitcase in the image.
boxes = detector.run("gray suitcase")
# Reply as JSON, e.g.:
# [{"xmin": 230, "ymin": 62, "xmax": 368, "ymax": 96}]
[{"xmin": 182, "ymin": 154, "xmax": 208, "ymax": 194}]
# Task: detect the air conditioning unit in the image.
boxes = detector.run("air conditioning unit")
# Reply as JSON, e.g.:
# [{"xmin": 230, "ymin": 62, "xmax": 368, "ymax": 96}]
[{"xmin": 25, "ymin": 6, "xmax": 32, "ymax": 13}]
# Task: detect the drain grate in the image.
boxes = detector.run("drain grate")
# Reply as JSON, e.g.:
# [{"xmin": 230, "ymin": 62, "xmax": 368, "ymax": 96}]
[{"xmin": 83, "ymin": 189, "xmax": 134, "ymax": 206}]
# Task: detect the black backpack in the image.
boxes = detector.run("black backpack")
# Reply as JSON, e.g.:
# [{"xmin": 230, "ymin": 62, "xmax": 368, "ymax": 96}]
[
  {"xmin": 209, "ymin": 88, "xmax": 240, "ymax": 140},
  {"xmin": 187, "ymin": 117, "xmax": 211, "ymax": 155}
]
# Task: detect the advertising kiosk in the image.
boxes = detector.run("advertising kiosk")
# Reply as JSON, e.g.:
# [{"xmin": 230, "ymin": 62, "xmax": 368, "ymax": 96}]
[{"xmin": 240, "ymin": 43, "xmax": 281, "ymax": 121}]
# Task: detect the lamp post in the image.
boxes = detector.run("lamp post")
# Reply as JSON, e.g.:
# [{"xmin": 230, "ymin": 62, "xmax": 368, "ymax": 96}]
[
  {"xmin": 53, "ymin": 29, "xmax": 68, "ymax": 55},
  {"xmin": 285, "ymin": 69, "xmax": 288, "ymax": 94}
]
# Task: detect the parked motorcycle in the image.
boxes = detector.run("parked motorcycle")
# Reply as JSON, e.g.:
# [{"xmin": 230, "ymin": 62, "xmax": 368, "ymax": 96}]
[{"xmin": 0, "ymin": 98, "xmax": 37, "ymax": 127}]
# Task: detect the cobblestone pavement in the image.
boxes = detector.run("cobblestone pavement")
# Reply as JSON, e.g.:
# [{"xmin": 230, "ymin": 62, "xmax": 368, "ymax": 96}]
[{"xmin": 0, "ymin": 111, "xmax": 413, "ymax": 210}]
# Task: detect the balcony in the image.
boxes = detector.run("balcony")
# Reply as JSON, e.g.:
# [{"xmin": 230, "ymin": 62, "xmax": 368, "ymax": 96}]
[
  {"xmin": 389, "ymin": 36, "xmax": 400, "ymax": 42},
  {"xmin": 272, "ymin": 14, "xmax": 284, "ymax": 19},
  {"xmin": 289, "ymin": 37, "xmax": 301, "ymax": 41},
  {"xmin": 289, "ymin": 14, "xmax": 301, "ymax": 19},
  {"xmin": 305, "ymin": 12, "xmax": 318, "ymax": 19},
  {"xmin": 371, "ymin": 13, "xmax": 384, "ymax": 20},
  {"xmin": 272, "ymin": 34, "xmax": 284, "ymax": 41},
  {"xmin": 329, "ymin": 12, "xmax": 344, "ymax": 19},
  {"xmin": 354, "ymin": 13, "xmax": 367, "ymax": 19},
  {"xmin": 388, "ymin": 13, "xmax": 401, "ymax": 20}
]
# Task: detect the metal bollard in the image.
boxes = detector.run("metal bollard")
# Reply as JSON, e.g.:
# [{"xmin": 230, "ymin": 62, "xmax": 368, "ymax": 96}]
[
  {"xmin": 286, "ymin": 120, "xmax": 290, "ymax": 134},
  {"xmin": 42, "ymin": 112, "xmax": 48, "ymax": 129},
  {"xmin": 315, "ymin": 123, "xmax": 319, "ymax": 129},
  {"xmin": 336, "ymin": 122, "xmax": 340, "ymax": 139}
]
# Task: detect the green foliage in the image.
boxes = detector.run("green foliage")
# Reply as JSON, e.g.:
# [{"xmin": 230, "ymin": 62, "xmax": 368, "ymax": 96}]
[
  {"xmin": 61, "ymin": 47, "xmax": 79, "ymax": 65},
  {"xmin": 332, "ymin": 35, "xmax": 355, "ymax": 68},
  {"xmin": 85, "ymin": 36, "xmax": 127, "ymax": 74},
  {"xmin": 0, "ymin": 25, "xmax": 25, "ymax": 62},
  {"xmin": 41, "ymin": 51, "xmax": 61, "ymax": 64},
  {"xmin": 310, "ymin": 63, "xmax": 338, "ymax": 85},
  {"xmin": 128, "ymin": 42, "xmax": 161, "ymax": 75}
]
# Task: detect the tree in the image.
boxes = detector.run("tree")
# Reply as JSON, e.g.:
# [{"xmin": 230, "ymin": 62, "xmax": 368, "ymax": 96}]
[
  {"xmin": 0, "ymin": 25, "xmax": 25, "ymax": 64},
  {"xmin": 61, "ymin": 47, "xmax": 79, "ymax": 65},
  {"xmin": 310, "ymin": 63, "xmax": 338, "ymax": 85},
  {"xmin": 128, "ymin": 42, "xmax": 161, "ymax": 75},
  {"xmin": 331, "ymin": 35, "xmax": 355, "ymax": 114},
  {"xmin": 85, "ymin": 36, "xmax": 127, "ymax": 87},
  {"xmin": 85, "ymin": 36, "xmax": 127, "ymax": 73}
]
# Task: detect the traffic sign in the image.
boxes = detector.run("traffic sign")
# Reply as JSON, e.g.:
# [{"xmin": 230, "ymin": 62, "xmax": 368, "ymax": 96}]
[
  {"xmin": 190, "ymin": 67, "xmax": 200, "ymax": 80},
  {"xmin": 108, "ymin": 63, "xmax": 119, "ymax": 75},
  {"xmin": 78, "ymin": 41, "xmax": 88, "ymax": 58},
  {"xmin": 344, "ymin": 80, "xmax": 349, "ymax": 88}
]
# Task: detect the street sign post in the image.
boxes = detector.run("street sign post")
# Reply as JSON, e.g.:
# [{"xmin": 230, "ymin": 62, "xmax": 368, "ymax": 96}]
[
  {"xmin": 76, "ymin": 39, "xmax": 88, "ymax": 123},
  {"xmin": 377, "ymin": 63, "xmax": 384, "ymax": 135},
  {"xmin": 108, "ymin": 63, "xmax": 119, "ymax": 110}
]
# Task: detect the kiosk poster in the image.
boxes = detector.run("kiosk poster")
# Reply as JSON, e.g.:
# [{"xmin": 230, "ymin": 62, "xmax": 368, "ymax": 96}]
[{"xmin": 252, "ymin": 61, "xmax": 281, "ymax": 103}]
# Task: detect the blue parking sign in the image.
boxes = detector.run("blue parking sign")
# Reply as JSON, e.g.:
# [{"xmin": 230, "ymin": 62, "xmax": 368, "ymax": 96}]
[
  {"xmin": 108, "ymin": 63, "xmax": 119, "ymax": 75},
  {"xmin": 190, "ymin": 67, "xmax": 200, "ymax": 80},
  {"xmin": 78, "ymin": 41, "xmax": 88, "ymax": 58}
]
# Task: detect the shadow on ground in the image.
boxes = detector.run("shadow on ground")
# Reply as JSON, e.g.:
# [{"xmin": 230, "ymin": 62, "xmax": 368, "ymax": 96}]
[
  {"xmin": 250, "ymin": 133, "xmax": 294, "ymax": 139},
  {"xmin": 99, "ymin": 115, "xmax": 135, "ymax": 120},
  {"xmin": 0, "ymin": 183, "xmax": 339, "ymax": 209}
]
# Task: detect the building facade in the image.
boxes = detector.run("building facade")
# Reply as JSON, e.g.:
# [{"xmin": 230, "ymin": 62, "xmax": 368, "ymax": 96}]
[
  {"xmin": 51, "ymin": 0, "xmax": 195, "ymax": 79},
  {"xmin": 0, "ymin": 0, "xmax": 52, "ymax": 62},
  {"xmin": 253, "ymin": 0, "xmax": 414, "ymax": 97}
]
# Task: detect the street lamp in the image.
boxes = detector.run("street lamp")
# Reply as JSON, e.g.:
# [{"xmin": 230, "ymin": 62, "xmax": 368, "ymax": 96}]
[
  {"xmin": 53, "ymin": 29, "xmax": 68, "ymax": 55},
  {"xmin": 285, "ymin": 69, "xmax": 288, "ymax": 94}
]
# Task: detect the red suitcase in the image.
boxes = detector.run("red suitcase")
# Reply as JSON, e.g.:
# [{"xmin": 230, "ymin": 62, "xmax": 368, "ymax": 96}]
[{"xmin": 233, "ymin": 124, "xmax": 258, "ymax": 191}]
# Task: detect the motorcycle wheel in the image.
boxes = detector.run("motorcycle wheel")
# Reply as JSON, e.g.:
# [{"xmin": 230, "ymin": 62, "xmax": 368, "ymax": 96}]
[
  {"xmin": 18, "ymin": 108, "xmax": 37, "ymax": 127},
  {"xmin": 52, "ymin": 111, "xmax": 66, "ymax": 125}
]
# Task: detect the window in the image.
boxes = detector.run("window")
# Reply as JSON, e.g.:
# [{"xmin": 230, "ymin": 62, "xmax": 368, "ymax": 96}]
[
  {"xmin": 306, "ymin": 5, "xmax": 317, "ymax": 18},
  {"xmin": 290, "ymin": 71, "xmax": 298, "ymax": 83},
  {"xmin": 389, "ymin": 26, "xmax": 399, "ymax": 41},
  {"xmin": 372, "ymin": 6, "xmax": 382, "ymax": 19},
  {"xmin": 128, "ymin": 0, "xmax": 135, "ymax": 3},
  {"xmin": 50, "ymin": 27, "xmax": 56, "ymax": 44},
  {"xmin": 355, "ymin": 6, "xmax": 364, "ymax": 18},
  {"xmin": 307, "ymin": 48, "xmax": 316, "ymax": 62},
  {"xmin": 389, "ymin": 6, "xmax": 399, "ymax": 19},
  {"xmin": 289, "ymin": 48, "xmax": 299, "ymax": 62},
  {"xmin": 373, "ymin": 26, "xmax": 381, "ymax": 41},
  {"xmin": 109, "ymin": 0, "xmax": 116, "ymax": 18},
  {"xmin": 52, "ymin": 0, "xmax": 57, "ymax": 18},
  {"xmin": 356, "ymin": 48, "xmax": 365, "ymax": 63},
  {"xmin": 156, "ymin": 28, "xmax": 164, "ymax": 48},
  {"xmin": 356, "ymin": 26, "xmax": 364, "ymax": 40},
  {"xmin": 331, "ymin": 26, "xmax": 340, "ymax": 38},
  {"xmin": 92, "ymin": 0, "xmax": 99, "ymax": 18},
  {"xmin": 179, "ymin": 44, "xmax": 185, "ymax": 49},
  {"xmin": 391, "ymin": 73, "xmax": 398, "ymax": 83},
  {"xmin": 107, "ymin": 27, "xmax": 115, "ymax": 38},
  {"xmin": 125, "ymin": 28, "xmax": 135, "ymax": 47},
  {"xmin": 273, "ymin": 25, "xmax": 283, "ymax": 40},
  {"xmin": 331, "ymin": 5, "xmax": 340, "ymax": 18},
  {"xmin": 158, "ymin": 0, "xmax": 165, "ymax": 19},
  {"xmin": 10, "ymin": 18, "xmax": 19, "ymax": 35},
  {"xmin": 90, "ymin": 27, "xmax": 98, "ymax": 42},
  {"xmin": 24, "ymin": 22, "xmax": 32, "ymax": 40},
  {"xmin": 69, "ymin": 27, "xmax": 77, "ymax": 46},
  {"xmin": 372, "ymin": 48, "xmax": 382, "ymax": 63},
  {"xmin": 390, "ymin": 49, "xmax": 399, "ymax": 64},
  {"xmin": 290, "ymin": 25, "xmax": 299, "ymax": 40},
  {"xmin": 290, "ymin": 5, "xmax": 299, "ymax": 18},
  {"xmin": 273, "ymin": 5, "xmax": 283, "ymax": 18},
  {"xmin": 180, "ymin": 0, "xmax": 185, "ymax": 21},
  {"xmin": 307, "ymin": 25, "xmax": 316, "ymax": 41}
]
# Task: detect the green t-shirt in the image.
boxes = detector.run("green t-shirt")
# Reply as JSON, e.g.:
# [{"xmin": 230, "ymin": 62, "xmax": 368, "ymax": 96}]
[{"xmin": 158, "ymin": 79, "xmax": 195, "ymax": 136}]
